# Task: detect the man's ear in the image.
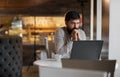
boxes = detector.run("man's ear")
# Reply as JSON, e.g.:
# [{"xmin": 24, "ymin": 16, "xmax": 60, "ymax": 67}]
[{"xmin": 79, "ymin": 24, "xmax": 82, "ymax": 29}]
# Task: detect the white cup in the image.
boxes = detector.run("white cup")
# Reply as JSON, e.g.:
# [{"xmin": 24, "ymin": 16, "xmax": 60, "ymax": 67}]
[
  {"xmin": 54, "ymin": 54, "xmax": 62, "ymax": 61},
  {"xmin": 40, "ymin": 51, "xmax": 47, "ymax": 60}
]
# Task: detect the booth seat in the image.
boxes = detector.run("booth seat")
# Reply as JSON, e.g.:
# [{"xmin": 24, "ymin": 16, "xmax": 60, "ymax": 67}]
[{"xmin": 0, "ymin": 35, "xmax": 22, "ymax": 77}]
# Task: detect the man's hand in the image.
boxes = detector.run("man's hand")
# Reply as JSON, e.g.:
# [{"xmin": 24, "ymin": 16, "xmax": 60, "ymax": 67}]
[{"xmin": 71, "ymin": 29, "xmax": 80, "ymax": 41}]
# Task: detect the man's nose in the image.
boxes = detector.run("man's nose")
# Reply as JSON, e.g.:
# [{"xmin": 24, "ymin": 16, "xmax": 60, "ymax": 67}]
[{"xmin": 74, "ymin": 24, "xmax": 77, "ymax": 28}]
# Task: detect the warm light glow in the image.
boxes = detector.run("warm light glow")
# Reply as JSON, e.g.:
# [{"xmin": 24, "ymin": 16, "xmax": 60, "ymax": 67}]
[
  {"xmin": 5, "ymin": 31, "xmax": 8, "ymax": 34},
  {"xmin": 22, "ymin": 16, "xmax": 65, "ymax": 28},
  {"xmin": 104, "ymin": 0, "xmax": 109, "ymax": 4},
  {"xmin": 9, "ymin": 16, "xmax": 66, "ymax": 44}
]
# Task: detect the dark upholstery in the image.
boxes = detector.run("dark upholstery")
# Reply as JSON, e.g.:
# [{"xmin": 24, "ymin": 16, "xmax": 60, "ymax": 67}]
[{"xmin": 0, "ymin": 36, "xmax": 22, "ymax": 77}]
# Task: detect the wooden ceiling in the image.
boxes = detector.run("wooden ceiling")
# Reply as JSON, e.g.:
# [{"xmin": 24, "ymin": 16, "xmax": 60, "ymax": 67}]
[
  {"xmin": 0, "ymin": 0, "xmax": 90, "ymax": 16},
  {"xmin": 0, "ymin": 0, "xmax": 51, "ymax": 10}
]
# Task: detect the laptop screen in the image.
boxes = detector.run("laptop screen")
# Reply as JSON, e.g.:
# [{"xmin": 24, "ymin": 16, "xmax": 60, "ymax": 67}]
[{"xmin": 70, "ymin": 40, "xmax": 103, "ymax": 60}]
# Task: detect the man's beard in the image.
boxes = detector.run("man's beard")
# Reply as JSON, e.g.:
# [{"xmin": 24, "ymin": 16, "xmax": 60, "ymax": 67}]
[{"xmin": 67, "ymin": 27, "xmax": 79, "ymax": 34}]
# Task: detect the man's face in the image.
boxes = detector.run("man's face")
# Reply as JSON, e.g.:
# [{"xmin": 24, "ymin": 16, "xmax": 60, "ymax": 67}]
[{"xmin": 66, "ymin": 19, "xmax": 81, "ymax": 32}]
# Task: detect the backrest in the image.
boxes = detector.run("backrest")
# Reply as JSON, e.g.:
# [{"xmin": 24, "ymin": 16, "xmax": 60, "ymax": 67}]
[
  {"xmin": 0, "ymin": 36, "xmax": 22, "ymax": 77},
  {"xmin": 62, "ymin": 59, "xmax": 116, "ymax": 77}
]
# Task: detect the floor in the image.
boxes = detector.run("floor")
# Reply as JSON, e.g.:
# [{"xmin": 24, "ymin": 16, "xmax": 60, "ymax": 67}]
[{"xmin": 22, "ymin": 66, "xmax": 39, "ymax": 77}]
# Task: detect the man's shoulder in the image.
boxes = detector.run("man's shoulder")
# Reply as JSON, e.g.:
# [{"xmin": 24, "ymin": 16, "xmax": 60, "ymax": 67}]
[
  {"xmin": 55, "ymin": 27, "xmax": 67, "ymax": 35},
  {"xmin": 79, "ymin": 28, "xmax": 85, "ymax": 32}
]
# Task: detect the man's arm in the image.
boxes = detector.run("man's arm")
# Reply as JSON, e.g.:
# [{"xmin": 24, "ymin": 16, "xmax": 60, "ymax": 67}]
[{"xmin": 54, "ymin": 28, "xmax": 73, "ymax": 58}]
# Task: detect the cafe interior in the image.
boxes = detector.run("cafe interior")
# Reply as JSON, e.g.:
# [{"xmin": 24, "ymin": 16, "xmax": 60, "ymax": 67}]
[{"xmin": 0, "ymin": 0, "xmax": 119, "ymax": 77}]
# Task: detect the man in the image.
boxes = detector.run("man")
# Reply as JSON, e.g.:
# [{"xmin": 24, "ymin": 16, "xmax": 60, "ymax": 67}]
[{"xmin": 55, "ymin": 10, "xmax": 86, "ymax": 58}]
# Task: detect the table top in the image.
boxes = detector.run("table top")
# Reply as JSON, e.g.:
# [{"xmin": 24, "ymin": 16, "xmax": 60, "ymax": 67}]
[{"xmin": 33, "ymin": 59, "xmax": 62, "ymax": 68}]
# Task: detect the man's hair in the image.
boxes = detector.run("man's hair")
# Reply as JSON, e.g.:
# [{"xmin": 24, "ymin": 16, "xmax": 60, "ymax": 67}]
[{"xmin": 65, "ymin": 10, "xmax": 80, "ymax": 21}]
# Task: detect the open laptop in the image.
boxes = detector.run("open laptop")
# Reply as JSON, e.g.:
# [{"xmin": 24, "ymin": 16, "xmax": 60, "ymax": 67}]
[{"xmin": 70, "ymin": 40, "xmax": 103, "ymax": 60}]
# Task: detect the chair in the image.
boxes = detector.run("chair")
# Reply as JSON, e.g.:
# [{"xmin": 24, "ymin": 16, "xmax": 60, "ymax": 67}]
[
  {"xmin": 62, "ymin": 59, "xmax": 116, "ymax": 77},
  {"xmin": 37, "ymin": 34, "xmax": 56, "ymax": 58},
  {"xmin": 0, "ymin": 35, "xmax": 22, "ymax": 77},
  {"xmin": 36, "ymin": 36, "xmax": 49, "ymax": 60}
]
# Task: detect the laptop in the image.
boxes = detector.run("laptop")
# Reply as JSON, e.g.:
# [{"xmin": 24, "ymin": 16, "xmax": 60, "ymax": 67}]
[{"xmin": 70, "ymin": 40, "xmax": 103, "ymax": 60}]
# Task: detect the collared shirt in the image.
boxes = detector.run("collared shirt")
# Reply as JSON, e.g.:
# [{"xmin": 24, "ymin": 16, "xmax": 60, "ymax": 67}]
[{"xmin": 54, "ymin": 27, "xmax": 86, "ymax": 58}]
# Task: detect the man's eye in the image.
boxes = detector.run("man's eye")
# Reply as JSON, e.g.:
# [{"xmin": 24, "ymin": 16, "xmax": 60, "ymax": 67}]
[
  {"xmin": 71, "ymin": 22, "xmax": 80, "ymax": 24},
  {"xmin": 71, "ymin": 22, "xmax": 75, "ymax": 24}
]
